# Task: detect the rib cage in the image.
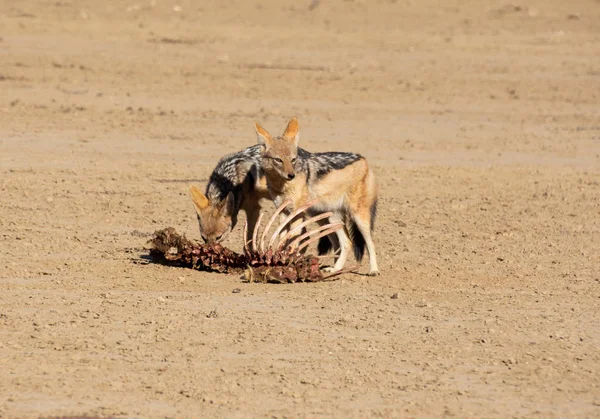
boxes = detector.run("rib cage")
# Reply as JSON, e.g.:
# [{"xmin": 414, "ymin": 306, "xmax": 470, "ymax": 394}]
[{"xmin": 149, "ymin": 201, "xmax": 353, "ymax": 283}]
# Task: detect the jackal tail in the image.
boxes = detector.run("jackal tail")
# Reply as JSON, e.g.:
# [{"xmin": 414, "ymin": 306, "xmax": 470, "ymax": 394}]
[{"xmin": 317, "ymin": 236, "xmax": 333, "ymax": 255}]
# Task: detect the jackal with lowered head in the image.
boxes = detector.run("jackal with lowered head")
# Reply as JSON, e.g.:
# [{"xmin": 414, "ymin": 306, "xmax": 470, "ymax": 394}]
[
  {"xmin": 255, "ymin": 117, "xmax": 379, "ymax": 275},
  {"xmin": 189, "ymin": 145, "xmax": 270, "ymax": 244}
]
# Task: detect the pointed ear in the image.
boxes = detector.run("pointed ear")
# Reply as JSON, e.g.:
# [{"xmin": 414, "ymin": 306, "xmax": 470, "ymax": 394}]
[
  {"xmin": 221, "ymin": 191, "xmax": 235, "ymax": 217},
  {"xmin": 254, "ymin": 122, "xmax": 273, "ymax": 149},
  {"xmin": 282, "ymin": 117, "xmax": 299, "ymax": 146},
  {"xmin": 190, "ymin": 185, "xmax": 209, "ymax": 213}
]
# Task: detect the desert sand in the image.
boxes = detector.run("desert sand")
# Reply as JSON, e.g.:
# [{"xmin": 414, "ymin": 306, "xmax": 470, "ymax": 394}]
[{"xmin": 1, "ymin": 0, "xmax": 599, "ymax": 417}]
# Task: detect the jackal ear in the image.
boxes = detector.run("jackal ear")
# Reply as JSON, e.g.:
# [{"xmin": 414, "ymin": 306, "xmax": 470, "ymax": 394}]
[
  {"xmin": 282, "ymin": 117, "xmax": 299, "ymax": 146},
  {"xmin": 254, "ymin": 122, "xmax": 273, "ymax": 149},
  {"xmin": 190, "ymin": 185, "xmax": 209, "ymax": 212},
  {"xmin": 221, "ymin": 191, "xmax": 235, "ymax": 217}
]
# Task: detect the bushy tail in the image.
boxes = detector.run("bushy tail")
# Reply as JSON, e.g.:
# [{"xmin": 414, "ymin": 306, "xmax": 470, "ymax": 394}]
[
  {"xmin": 348, "ymin": 199, "xmax": 377, "ymax": 262},
  {"xmin": 317, "ymin": 236, "xmax": 333, "ymax": 255},
  {"xmin": 370, "ymin": 199, "xmax": 378, "ymax": 231},
  {"xmin": 347, "ymin": 219, "xmax": 366, "ymax": 261}
]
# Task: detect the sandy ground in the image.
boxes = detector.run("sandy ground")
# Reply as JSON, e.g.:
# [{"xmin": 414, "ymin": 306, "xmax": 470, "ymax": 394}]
[{"xmin": 1, "ymin": 0, "xmax": 600, "ymax": 417}]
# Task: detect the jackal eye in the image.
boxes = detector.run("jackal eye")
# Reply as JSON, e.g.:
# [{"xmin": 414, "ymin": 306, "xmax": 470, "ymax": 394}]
[
  {"xmin": 273, "ymin": 157, "xmax": 283, "ymax": 164},
  {"xmin": 291, "ymin": 157, "xmax": 297, "ymax": 164}
]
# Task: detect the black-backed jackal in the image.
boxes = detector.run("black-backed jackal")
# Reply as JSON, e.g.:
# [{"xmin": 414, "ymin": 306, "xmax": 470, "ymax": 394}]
[
  {"xmin": 189, "ymin": 145, "xmax": 270, "ymax": 244},
  {"xmin": 255, "ymin": 117, "xmax": 379, "ymax": 275}
]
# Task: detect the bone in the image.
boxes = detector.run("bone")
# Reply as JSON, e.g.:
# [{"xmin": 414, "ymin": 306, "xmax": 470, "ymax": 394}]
[
  {"xmin": 251, "ymin": 212, "xmax": 264, "ymax": 253},
  {"xmin": 243, "ymin": 220, "xmax": 250, "ymax": 253},
  {"xmin": 267, "ymin": 200, "xmax": 317, "ymax": 251},
  {"xmin": 275, "ymin": 211, "xmax": 334, "ymax": 252},
  {"xmin": 296, "ymin": 224, "xmax": 344, "ymax": 253},
  {"xmin": 288, "ymin": 222, "xmax": 344, "ymax": 252},
  {"xmin": 316, "ymin": 248, "xmax": 342, "ymax": 260},
  {"xmin": 259, "ymin": 200, "xmax": 292, "ymax": 252},
  {"xmin": 322, "ymin": 264, "xmax": 359, "ymax": 280}
]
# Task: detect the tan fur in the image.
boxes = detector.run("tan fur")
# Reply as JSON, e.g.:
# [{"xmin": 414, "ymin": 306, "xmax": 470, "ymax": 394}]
[
  {"xmin": 282, "ymin": 117, "xmax": 299, "ymax": 141},
  {"xmin": 189, "ymin": 186, "xmax": 235, "ymax": 243},
  {"xmin": 256, "ymin": 118, "xmax": 299, "ymax": 181},
  {"xmin": 254, "ymin": 122, "xmax": 272, "ymax": 143},
  {"xmin": 255, "ymin": 118, "xmax": 379, "ymax": 275},
  {"xmin": 190, "ymin": 185, "xmax": 209, "ymax": 211}
]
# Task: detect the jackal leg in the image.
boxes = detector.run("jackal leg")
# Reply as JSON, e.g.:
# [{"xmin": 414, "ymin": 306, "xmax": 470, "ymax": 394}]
[
  {"xmin": 322, "ymin": 214, "xmax": 351, "ymax": 272},
  {"xmin": 326, "ymin": 228, "xmax": 351, "ymax": 273},
  {"xmin": 315, "ymin": 217, "xmax": 340, "ymax": 268}
]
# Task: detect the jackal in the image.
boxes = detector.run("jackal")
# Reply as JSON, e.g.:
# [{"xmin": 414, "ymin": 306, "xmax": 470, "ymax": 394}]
[
  {"xmin": 255, "ymin": 117, "xmax": 379, "ymax": 275},
  {"xmin": 189, "ymin": 145, "xmax": 270, "ymax": 244}
]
